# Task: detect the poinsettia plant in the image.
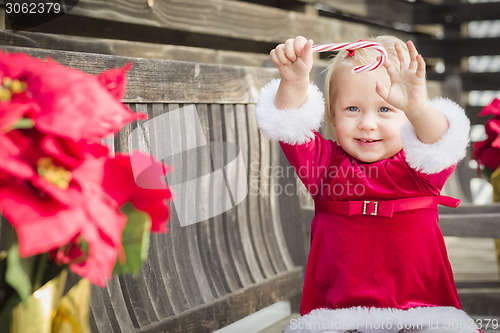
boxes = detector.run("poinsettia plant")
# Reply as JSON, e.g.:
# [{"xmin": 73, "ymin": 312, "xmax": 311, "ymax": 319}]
[
  {"xmin": 0, "ymin": 51, "xmax": 172, "ymax": 325},
  {"xmin": 473, "ymin": 98, "xmax": 500, "ymax": 178},
  {"xmin": 472, "ymin": 98, "xmax": 500, "ymax": 202}
]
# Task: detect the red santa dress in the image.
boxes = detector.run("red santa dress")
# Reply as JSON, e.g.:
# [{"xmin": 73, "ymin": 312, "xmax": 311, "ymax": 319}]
[{"xmin": 255, "ymin": 79, "xmax": 480, "ymax": 333}]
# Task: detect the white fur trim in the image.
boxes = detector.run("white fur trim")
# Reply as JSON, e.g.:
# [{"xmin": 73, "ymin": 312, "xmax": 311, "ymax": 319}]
[
  {"xmin": 255, "ymin": 79, "xmax": 325, "ymax": 145},
  {"xmin": 401, "ymin": 98, "xmax": 470, "ymax": 174},
  {"xmin": 285, "ymin": 306, "xmax": 479, "ymax": 333}
]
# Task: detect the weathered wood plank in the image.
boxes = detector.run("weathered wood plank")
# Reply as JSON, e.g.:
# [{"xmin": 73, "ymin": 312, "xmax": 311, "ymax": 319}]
[
  {"xmin": 269, "ymin": 140, "xmax": 296, "ymax": 271},
  {"xmin": 165, "ymin": 103, "xmax": 210, "ymax": 309},
  {"xmin": 298, "ymin": 0, "xmax": 413, "ymax": 26},
  {"xmin": 118, "ymin": 274, "xmax": 158, "ymax": 329},
  {"xmin": 222, "ymin": 104, "xmax": 255, "ymax": 287},
  {"xmin": 428, "ymin": 72, "xmax": 500, "ymax": 92},
  {"xmin": 259, "ymin": 134, "xmax": 286, "ymax": 274},
  {"xmin": 150, "ymin": 103, "xmax": 190, "ymax": 315},
  {"xmin": 89, "ymin": 285, "xmax": 116, "ymax": 333},
  {"xmin": 146, "ymin": 237, "xmax": 177, "ymax": 318},
  {"xmin": 246, "ymin": 104, "xmax": 276, "ymax": 278},
  {"xmin": 0, "ymin": 30, "xmax": 270, "ymax": 67},
  {"xmin": 138, "ymin": 104, "xmax": 179, "ymax": 318},
  {"xmin": 440, "ymin": 214, "xmax": 500, "ymax": 238},
  {"xmin": 137, "ymin": 240, "xmax": 173, "ymax": 321},
  {"xmin": 235, "ymin": 104, "xmax": 266, "ymax": 283},
  {"xmin": 277, "ymin": 152, "xmax": 310, "ymax": 270},
  {"xmin": 103, "ymin": 276, "xmax": 137, "ymax": 331},
  {"xmin": 440, "ymin": 204, "xmax": 500, "ymax": 215},
  {"xmin": 0, "ymin": 46, "xmax": 279, "ymax": 104},
  {"xmin": 466, "ymin": 105, "xmax": 488, "ymax": 125},
  {"xmin": 137, "ymin": 268, "xmax": 303, "ymax": 333},
  {"xmin": 209, "ymin": 104, "xmax": 243, "ymax": 292},
  {"xmin": 414, "ymin": 2, "xmax": 500, "ymax": 24},
  {"xmin": 64, "ymin": 0, "xmax": 370, "ymax": 45},
  {"xmin": 461, "ymin": 72, "xmax": 500, "ymax": 92},
  {"xmin": 195, "ymin": 105, "xmax": 232, "ymax": 298},
  {"xmin": 418, "ymin": 37, "xmax": 500, "ymax": 58},
  {"xmin": 125, "ymin": 103, "xmax": 177, "ymax": 321},
  {"xmin": 181, "ymin": 105, "xmax": 219, "ymax": 306},
  {"xmin": 461, "ymin": 294, "xmax": 500, "ymax": 317},
  {"xmin": 443, "ymin": 237, "xmax": 499, "ymax": 283}
]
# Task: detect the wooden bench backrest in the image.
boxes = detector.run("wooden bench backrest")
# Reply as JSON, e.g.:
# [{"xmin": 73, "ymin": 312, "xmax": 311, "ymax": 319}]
[{"xmin": 2, "ymin": 46, "xmax": 307, "ymax": 332}]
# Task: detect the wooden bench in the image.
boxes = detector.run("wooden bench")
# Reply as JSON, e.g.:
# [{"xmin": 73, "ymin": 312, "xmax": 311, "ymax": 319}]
[{"xmin": 0, "ymin": 45, "xmax": 314, "ymax": 332}]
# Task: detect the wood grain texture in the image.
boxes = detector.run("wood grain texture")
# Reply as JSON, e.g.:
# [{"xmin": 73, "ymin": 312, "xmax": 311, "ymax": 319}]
[
  {"xmin": 418, "ymin": 37, "xmax": 500, "ymax": 58},
  {"xmin": 67, "ymin": 0, "xmax": 370, "ymax": 45},
  {"xmin": 0, "ymin": 30, "xmax": 271, "ymax": 67},
  {"xmin": 167, "ymin": 102, "xmax": 208, "ymax": 309},
  {"xmin": 0, "ymin": 46, "xmax": 279, "ymax": 104},
  {"xmin": 138, "ymin": 268, "xmax": 304, "ymax": 333},
  {"xmin": 195, "ymin": 105, "xmax": 234, "ymax": 299},
  {"xmin": 440, "ymin": 214, "xmax": 500, "ymax": 238},
  {"xmin": 414, "ymin": 1, "xmax": 500, "ymax": 24},
  {"xmin": 246, "ymin": 104, "xmax": 278, "ymax": 278},
  {"xmin": 208, "ymin": 103, "xmax": 242, "ymax": 292},
  {"xmin": 86, "ymin": 100, "xmax": 306, "ymax": 331},
  {"xmin": 269, "ymin": 140, "xmax": 296, "ymax": 271},
  {"xmin": 184, "ymin": 105, "xmax": 220, "ymax": 305},
  {"xmin": 298, "ymin": 0, "xmax": 413, "ymax": 25},
  {"xmin": 222, "ymin": 104, "xmax": 255, "ymax": 287},
  {"xmin": 439, "ymin": 204, "xmax": 500, "ymax": 215},
  {"xmin": 259, "ymin": 135, "xmax": 286, "ymax": 274},
  {"xmin": 234, "ymin": 104, "xmax": 266, "ymax": 283},
  {"xmin": 427, "ymin": 72, "xmax": 500, "ymax": 92}
]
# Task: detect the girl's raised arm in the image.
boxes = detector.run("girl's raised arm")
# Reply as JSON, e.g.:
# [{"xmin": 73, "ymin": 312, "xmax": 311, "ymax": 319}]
[{"xmin": 270, "ymin": 36, "xmax": 314, "ymax": 110}]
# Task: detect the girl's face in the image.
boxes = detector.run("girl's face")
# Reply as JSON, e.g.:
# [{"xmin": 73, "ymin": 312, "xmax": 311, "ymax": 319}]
[{"xmin": 330, "ymin": 65, "xmax": 407, "ymax": 163}]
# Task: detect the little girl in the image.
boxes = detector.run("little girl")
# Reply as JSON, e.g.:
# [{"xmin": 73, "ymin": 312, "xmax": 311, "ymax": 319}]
[{"xmin": 256, "ymin": 36, "xmax": 480, "ymax": 333}]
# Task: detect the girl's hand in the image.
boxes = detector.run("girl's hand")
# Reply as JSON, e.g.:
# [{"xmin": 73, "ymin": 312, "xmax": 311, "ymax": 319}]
[
  {"xmin": 375, "ymin": 41, "xmax": 429, "ymax": 116},
  {"xmin": 271, "ymin": 36, "xmax": 314, "ymax": 109},
  {"xmin": 376, "ymin": 41, "xmax": 449, "ymax": 144},
  {"xmin": 270, "ymin": 36, "xmax": 314, "ymax": 84}
]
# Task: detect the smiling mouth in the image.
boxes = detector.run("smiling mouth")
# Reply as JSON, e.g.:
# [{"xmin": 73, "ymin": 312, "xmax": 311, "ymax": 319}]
[{"xmin": 356, "ymin": 138, "xmax": 382, "ymax": 143}]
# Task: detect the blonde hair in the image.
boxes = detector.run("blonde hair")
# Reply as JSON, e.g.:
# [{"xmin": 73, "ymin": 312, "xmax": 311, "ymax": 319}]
[{"xmin": 322, "ymin": 35, "xmax": 410, "ymax": 140}]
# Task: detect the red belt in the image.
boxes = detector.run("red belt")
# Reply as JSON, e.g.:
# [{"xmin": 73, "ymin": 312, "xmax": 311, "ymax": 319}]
[{"xmin": 314, "ymin": 196, "xmax": 460, "ymax": 218}]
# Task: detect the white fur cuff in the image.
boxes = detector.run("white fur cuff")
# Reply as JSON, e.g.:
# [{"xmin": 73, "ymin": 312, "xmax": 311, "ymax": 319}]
[
  {"xmin": 285, "ymin": 306, "xmax": 479, "ymax": 333},
  {"xmin": 255, "ymin": 79, "xmax": 325, "ymax": 145},
  {"xmin": 401, "ymin": 98, "xmax": 470, "ymax": 174}
]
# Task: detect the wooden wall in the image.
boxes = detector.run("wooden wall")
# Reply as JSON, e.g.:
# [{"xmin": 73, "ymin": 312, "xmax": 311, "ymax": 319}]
[
  {"xmin": 415, "ymin": 0, "xmax": 500, "ymax": 126},
  {"xmin": 3, "ymin": 0, "xmax": 498, "ymax": 119}
]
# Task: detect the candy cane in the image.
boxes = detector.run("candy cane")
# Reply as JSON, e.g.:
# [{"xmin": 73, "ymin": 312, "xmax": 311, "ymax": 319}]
[{"xmin": 312, "ymin": 41, "xmax": 388, "ymax": 73}]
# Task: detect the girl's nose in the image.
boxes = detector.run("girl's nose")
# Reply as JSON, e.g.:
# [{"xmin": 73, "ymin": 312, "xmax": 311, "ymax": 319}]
[{"xmin": 357, "ymin": 113, "xmax": 378, "ymax": 131}]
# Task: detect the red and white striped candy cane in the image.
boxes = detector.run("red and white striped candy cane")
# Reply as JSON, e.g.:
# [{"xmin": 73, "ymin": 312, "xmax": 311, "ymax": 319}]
[{"xmin": 312, "ymin": 41, "xmax": 388, "ymax": 73}]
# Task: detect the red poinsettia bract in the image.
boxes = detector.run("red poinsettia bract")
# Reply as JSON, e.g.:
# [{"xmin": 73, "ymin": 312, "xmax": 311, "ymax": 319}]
[
  {"xmin": 473, "ymin": 98, "xmax": 500, "ymax": 172},
  {"xmin": 0, "ymin": 51, "xmax": 171, "ymax": 286}
]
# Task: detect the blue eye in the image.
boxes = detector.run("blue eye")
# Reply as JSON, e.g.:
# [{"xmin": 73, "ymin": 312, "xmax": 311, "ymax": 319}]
[
  {"xmin": 348, "ymin": 106, "xmax": 359, "ymax": 112},
  {"xmin": 379, "ymin": 107, "xmax": 390, "ymax": 113}
]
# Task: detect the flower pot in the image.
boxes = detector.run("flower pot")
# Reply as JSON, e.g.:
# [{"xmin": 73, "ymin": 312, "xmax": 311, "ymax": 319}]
[{"xmin": 10, "ymin": 270, "xmax": 90, "ymax": 333}]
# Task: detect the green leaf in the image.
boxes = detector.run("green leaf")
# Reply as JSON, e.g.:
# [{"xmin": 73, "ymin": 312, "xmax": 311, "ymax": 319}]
[
  {"xmin": 5, "ymin": 239, "xmax": 36, "ymax": 302},
  {"xmin": 113, "ymin": 203, "xmax": 152, "ymax": 276},
  {"xmin": 12, "ymin": 118, "xmax": 35, "ymax": 130}
]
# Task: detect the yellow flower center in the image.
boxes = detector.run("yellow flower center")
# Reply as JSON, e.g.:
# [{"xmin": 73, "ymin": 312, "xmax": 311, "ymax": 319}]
[
  {"xmin": 0, "ymin": 77, "xmax": 27, "ymax": 101},
  {"xmin": 37, "ymin": 157, "xmax": 72, "ymax": 190}
]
